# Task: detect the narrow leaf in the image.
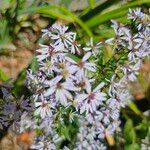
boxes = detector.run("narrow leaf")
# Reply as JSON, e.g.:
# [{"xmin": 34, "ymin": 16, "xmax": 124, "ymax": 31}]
[
  {"xmin": 128, "ymin": 101, "xmax": 141, "ymax": 115},
  {"xmin": 85, "ymin": 0, "xmax": 150, "ymax": 28}
]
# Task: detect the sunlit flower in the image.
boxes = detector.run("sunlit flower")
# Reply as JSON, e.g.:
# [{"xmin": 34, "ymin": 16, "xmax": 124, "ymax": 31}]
[
  {"xmin": 44, "ymin": 77, "xmax": 79, "ymax": 106},
  {"xmin": 35, "ymin": 95, "xmax": 54, "ymax": 118},
  {"xmin": 31, "ymin": 140, "xmax": 56, "ymax": 150},
  {"xmin": 69, "ymin": 33, "xmax": 81, "ymax": 54},
  {"xmin": 56, "ymin": 60, "xmax": 78, "ymax": 81},
  {"xmin": 36, "ymin": 43, "xmax": 65, "ymax": 62},
  {"xmin": 83, "ymin": 38, "xmax": 102, "ymax": 56},
  {"xmin": 121, "ymin": 60, "xmax": 141, "ymax": 81},
  {"xmin": 50, "ymin": 23, "xmax": 75, "ymax": 48},
  {"xmin": 66, "ymin": 52, "xmax": 96, "ymax": 79},
  {"xmin": 77, "ymin": 81, "xmax": 106, "ymax": 114}
]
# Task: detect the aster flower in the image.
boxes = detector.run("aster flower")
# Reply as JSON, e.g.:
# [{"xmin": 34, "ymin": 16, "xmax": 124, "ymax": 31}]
[
  {"xmin": 128, "ymin": 8, "xmax": 150, "ymax": 31},
  {"xmin": 121, "ymin": 60, "xmax": 141, "ymax": 81},
  {"xmin": 41, "ymin": 28, "xmax": 52, "ymax": 38},
  {"xmin": 27, "ymin": 70, "xmax": 46, "ymax": 88},
  {"xmin": 83, "ymin": 38, "xmax": 102, "ymax": 56},
  {"xmin": 18, "ymin": 112, "xmax": 35, "ymax": 133},
  {"xmin": 76, "ymin": 76, "xmax": 95, "ymax": 91},
  {"xmin": 36, "ymin": 44, "xmax": 50, "ymax": 61},
  {"xmin": 69, "ymin": 33, "xmax": 81, "ymax": 54},
  {"xmin": 44, "ymin": 77, "xmax": 79, "ymax": 106},
  {"xmin": 35, "ymin": 95, "xmax": 54, "ymax": 119},
  {"xmin": 50, "ymin": 23, "xmax": 75, "ymax": 48},
  {"xmin": 105, "ymin": 74, "xmax": 117, "ymax": 96},
  {"xmin": 75, "ymin": 125, "xmax": 97, "ymax": 150},
  {"xmin": 66, "ymin": 52, "xmax": 96, "ymax": 79},
  {"xmin": 31, "ymin": 140, "xmax": 56, "ymax": 150},
  {"xmin": 128, "ymin": 8, "xmax": 144, "ymax": 20},
  {"xmin": 97, "ymin": 121, "xmax": 120, "ymax": 140},
  {"xmin": 56, "ymin": 60, "xmax": 78, "ymax": 81},
  {"xmin": 39, "ymin": 59, "xmax": 57, "ymax": 75},
  {"xmin": 36, "ymin": 43, "xmax": 65, "ymax": 62},
  {"xmin": 76, "ymin": 81, "xmax": 106, "ymax": 114}
]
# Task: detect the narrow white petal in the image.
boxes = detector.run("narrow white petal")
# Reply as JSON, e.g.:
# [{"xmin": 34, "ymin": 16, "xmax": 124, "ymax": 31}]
[
  {"xmin": 85, "ymin": 65, "xmax": 96, "ymax": 72},
  {"xmin": 59, "ymin": 90, "xmax": 68, "ymax": 106},
  {"xmin": 35, "ymin": 102, "xmax": 42, "ymax": 107},
  {"xmin": 83, "ymin": 47, "xmax": 91, "ymax": 51},
  {"xmin": 44, "ymin": 87, "xmax": 55, "ymax": 97},
  {"xmin": 45, "ymin": 76, "xmax": 62, "ymax": 86},
  {"xmin": 77, "ymin": 94, "xmax": 88, "ymax": 102},
  {"xmin": 93, "ymin": 82, "xmax": 105, "ymax": 92},
  {"xmin": 82, "ymin": 52, "xmax": 91, "ymax": 62},
  {"xmin": 85, "ymin": 79, "xmax": 91, "ymax": 93},
  {"xmin": 63, "ymin": 89, "xmax": 72, "ymax": 100}
]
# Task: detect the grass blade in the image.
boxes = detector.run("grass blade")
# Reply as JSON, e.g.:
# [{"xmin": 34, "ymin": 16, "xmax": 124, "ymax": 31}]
[
  {"xmin": 85, "ymin": 0, "xmax": 150, "ymax": 28},
  {"xmin": 19, "ymin": 5, "xmax": 93, "ymax": 37},
  {"xmin": 59, "ymin": 6, "xmax": 93, "ymax": 37}
]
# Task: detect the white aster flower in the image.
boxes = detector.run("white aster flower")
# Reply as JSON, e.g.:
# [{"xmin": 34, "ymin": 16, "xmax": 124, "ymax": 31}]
[
  {"xmin": 57, "ymin": 60, "xmax": 78, "ymax": 81},
  {"xmin": 35, "ymin": 95, "xmax": 54, "ymax": 118},
  {"xmin": 36, "ymin": 43, "xmax": 65, "ymax": 62},
  {"xmin": 50, "ymin": 23, "xmax": 75, "ymax": 48},
  {"xmin": 66, "ymin": 52, "xmax": 96, "ymax": 79},
  {"xmin": 44, "ymin": 76, "xmax": 79, "ymax": 106},
  {"xmin": 128, "ymin": 8, "xmax": 144, "ymax": 21},
  {"xmin": 121, "ymin": 60, "xmax": 141, "ymax": 81},
  {"xmin": 77, "ymin": 81, "xmax": 106, "ymax": 114},
  {"xmin": 83, "ymin": 38, "xmax": 102, "ymax": 56},
  {"xmin": 18, "ymin": 112, "xmax": 35, "ymax": 133},
  {"xmin": 31, "ymin": 140, "xmax": 56, "ymax": 150},
  {"xmin": 69, "ymin": 33, "xmax": 81, "ymax": 54},
  {"xmin": 41, "ymin": 27, "xmax": 52, "ymax": 38},
  {"xmin": 39, "ymin": 59, "xmax": 58, "ymax": 75}
]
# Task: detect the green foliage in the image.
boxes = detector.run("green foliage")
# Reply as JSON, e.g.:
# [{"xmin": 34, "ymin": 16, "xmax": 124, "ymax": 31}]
[
  {"xmin": 54, "ymin": 107, "xmax": 79, "ymax": 149},
  {"xmin": 125, "ymin": 144, "xmax": 140, "ymax": 150},
  {"xmin": 0, "ymin": 69, "xmax": 8, "ymax": 82},
  {"xmin": 124, "ymin": 119, "xmax": 136, "ymax": 144},
  {"xmin": 85, "ymin": 0, "xmax": 150, "ymax": 28},
  {"xmin": 67, "ymin": 53, "xmax": 81, "ymax": 63},
  {"xmin": 128, "ymin": 101, "xmax": 141, "ymax": 116},
  {"xmin": 30, "ymin": 56, "xmax": 39, "ymax": 73},
  {"xmin": 123, "ymin": 109, "xmax": 150, "ymax": 150}
]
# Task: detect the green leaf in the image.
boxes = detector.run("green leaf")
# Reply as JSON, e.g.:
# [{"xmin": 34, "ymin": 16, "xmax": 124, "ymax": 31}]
[
  {"xmin": 125, "ymin": 144, "xmax": 140, "ymax": 150},
  {"xmin": 61, "ymin": 126, "xmax": 71, "ymax": 141},
  {"xmin": 95, "ymin": 28, "xmax": 115, "ymax": 38},
  {"xmin": 30, "ymin": 56, "xmax": 39, "ymax": 73},
  {"xmin": 0, "ymin": 19, "xmax": 11, "ymax": 46},
  {"xmin": 67, "ymin": 53, "xmax": 81, "ymax": 63},
  {"xmin": 0, "ymin": 69, "xmax": 8, "ymax": 81},
  {"xmin": 19, "ymin": 5, "xmax": 93, "ymax": 37},
  {"xmin": 59, "ymin": 6, "xmax": 93, "ymax": 37},
  {"xmin": 36, "ymin": 6, "xmax": 73, "ymax": 22},
  {"xmin": 80, "ymin": 0, "xmax": 95, "ymax": 16},
  {"xmin": 89, "ymin": 0, "xmax": 95, "ymax": 8},
  {"xmin": 128, "ymin": 101, "xmax": 141, "ymax": 115},
  {"xmin": 102, "ymin": 44, "xmax": 113, "ymax": 64},
  {"xmin": 85, "ymin": 0, "xmax": 150, "ymax": 28},
  {"xmin": 124, "ymin": 119, "xmax": 136, "ymax": 144}
]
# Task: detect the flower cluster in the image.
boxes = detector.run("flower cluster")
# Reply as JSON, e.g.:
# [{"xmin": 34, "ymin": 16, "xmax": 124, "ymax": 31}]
[
  {"xmin": 27, "ymin": 23, "xmax": 107, "ymax": 149},
  {"xmin": 26, "ymin": 8, "xmax": 150, "ymax": 149}
]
